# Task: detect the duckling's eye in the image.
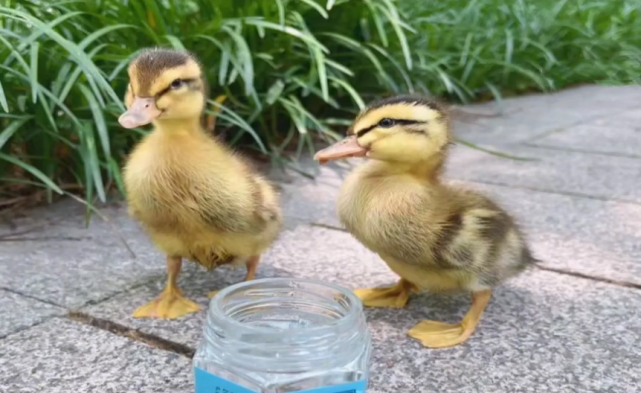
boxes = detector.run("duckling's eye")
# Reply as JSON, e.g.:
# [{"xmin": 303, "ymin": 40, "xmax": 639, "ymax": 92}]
[
  {"xmin": 170, "ymin": 79, "xmax": 183, "ymax": 89},
  {"xmin": 378, "ymin": 118, "xmax": 395, "ymax": 128}
]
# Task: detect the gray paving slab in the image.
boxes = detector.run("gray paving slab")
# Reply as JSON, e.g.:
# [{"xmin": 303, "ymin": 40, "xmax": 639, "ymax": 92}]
[
  {"xmin": 446, "ymin": 144, "xmax": 641, "ymax": 204},
  {"xmin": 0, "ymin": 290, "xmax": 64, "ymax": 338},
  {"xmin": 596, "ymin": 107, "xmax": 641, "ymax": 128},
  {"xmin": 82, "ymin": 225, "xmax": 641, "ymax": 393},
  {"xmin": 0, "ymin": 317, "xmax": 192, "ymax": 393},
  {"xmin": 528, "ymin": 122, "xmax": 641, "ymax": 157},
  {"xmin": 451, "ymin": 84, "xmax": 641, "ymax": 145},
  {"xmin": 0, "ymin": 225, "xmax": 161, "ymax": 309},
  {"xmin": 0, "ymin": 185, "xmax": 306, "ymax": 311},
  {"xmin": 82, "ymin": 248, "xmax": 297, "ymax": 347}
]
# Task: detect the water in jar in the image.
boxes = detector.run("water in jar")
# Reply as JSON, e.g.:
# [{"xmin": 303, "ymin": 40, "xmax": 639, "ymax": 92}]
[{"xmin": 193, "ymin": 278, "xmax": 372, "ymax": 393}]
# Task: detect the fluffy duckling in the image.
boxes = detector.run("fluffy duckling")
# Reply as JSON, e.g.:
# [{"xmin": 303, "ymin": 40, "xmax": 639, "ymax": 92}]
[
  {"xmin": 314, "ymin": 95, "xmax": 536, "ymax": 348},
  {"xmin": 119, "ymin": 48, "xmax": 282, "ymax": 319}
]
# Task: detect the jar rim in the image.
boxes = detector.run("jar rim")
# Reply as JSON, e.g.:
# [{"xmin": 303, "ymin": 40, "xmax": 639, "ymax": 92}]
[{"xmin": 209, "ymin": 277, "xmax": 364, "ymax": 337}]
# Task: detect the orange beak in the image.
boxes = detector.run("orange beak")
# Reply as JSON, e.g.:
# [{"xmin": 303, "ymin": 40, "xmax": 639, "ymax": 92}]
[
  {"xmin": 313, "ymin": 135, "xmax": 368, "ymax": 165},
  {"xmin": 118, "ymin": 97, "xmax": 162, "ymax": 129}
]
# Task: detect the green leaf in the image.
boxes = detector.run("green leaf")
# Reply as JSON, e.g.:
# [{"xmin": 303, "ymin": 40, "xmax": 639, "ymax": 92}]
[
  {"xmin": 218, "ymin": 43, "xmax": 231, "ymax": 86},
  {"xmin": 29, "ymin": 42, "xmax": 39, "ymax": 103},
  {"xmin": 329, "ymin": 76, "xmax": 365, "ymax": 109},
  {"xmin": 375, "ymin": 1, "xmax": 412, "ymax": 70},
  {"xmin": 246, "ymin": 20, "xmax": 330, "ymax": 53},
  {"xmin": 108, "ymin": 157, "xmax": 126, "ymax": 197},
  {"xmin": 266, "ymin": 80, "xmax": 285, "ymax": 105},
  {"xmin": 0, "ymin": 7, "xmax": 124, "ymax": 110},
  {"xmin": 0, "ymin": 116, "xmax": 31, "ymax": 150},
  {"xmin": 275, "ymin": 0, "xmax": 285, "ymax": 26},
  {"xmin": 222, "ymin": 25, "xmax": 254, "ymax": 95},
  {"xmin": 3, "ymin": 11, "xmax": 83, "ymax": 67},
  {"xmin": 0, "ymin": 152, "xmax": 63, "ymax": 194},
  {"xmin": 80, "ymin": 123, "xmax": 106, "ymax": 203},
  {"xmin": 298, "ymin": 0, "xmax": 329, "ymax": 18},
  {"xmin": 165, "ymin": 34, "xmax": 186, "ymax": 50},
  {"xmin": 312, "ymin": 46, "xmax": 329, "ymax": 102},
  {"xmin": 0, "ymin": 80, "xmax": 8, "ymax": 112},
  {"xmin": 207, "ymin": 100, "xmax": 267, "ymax": 153},
  {"xmin": 78, "ymin": 84, "xmax": 110, "ymax": 158},
  {"xmin": 364, "ymin": 0, "xmax": 388, "ymax": 47},
  {"xmin": 79, "ymin": 24, "xmax": 133, "ymax": 50}
]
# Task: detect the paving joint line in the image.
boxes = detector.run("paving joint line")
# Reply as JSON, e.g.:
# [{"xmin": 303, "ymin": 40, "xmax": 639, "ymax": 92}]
[
  {"xmin": 523, "ymin": 143, "xmax": 641, "ymax": 160},
  {"xmin": 522, "ymin": 105, "xmax": 636, "ymax": 144},
  {"xmin": 453, "ymin": 179, "xmax": 641, "ymax": 206},
  {"xmin": 533, "ymin": 265, "xmax": 641, "ymax": 290},
  {"xmin": 0, "ymin": 286, "xmax": 64, "ymax": 308},
  {"xmin": 0, "ymin": 317, "xmax": 61, "ymax": 340},
  {"xmin": 78, "ymin": 276, "xmax": 167, "ymax": 309},
  {"xmin": 67, "ymin": 311, "xmax": 195, "ymax": 358},
  {"xmin": 308, "ymin": 224, "xmax": 641, "ymax": 291}
]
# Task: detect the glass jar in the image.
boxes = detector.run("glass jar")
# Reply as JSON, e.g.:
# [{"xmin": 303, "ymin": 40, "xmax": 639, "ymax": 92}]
[{"xmin": 193, "ymin": 277, "xmax": 372, "ymax": 393}]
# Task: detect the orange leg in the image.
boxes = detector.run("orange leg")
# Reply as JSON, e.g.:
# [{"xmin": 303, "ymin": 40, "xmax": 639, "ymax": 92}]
[
  {"xmin": 208, "ymin": 255, "xmax": 260, "ymax": 298},
  {"xmin": 353, "ymin": 279, "xmax": 417, "ymax": 308},
  {"xmin": 244, "ymin": 255, "xmax": 260, "ymax": 281},
  {"xmin": 133, "ymin": 256, "xmax": 200, "ymax": 319},
  {"xmin": 408, "ymin": 290, "xmax": 492, "ymax": 348}
]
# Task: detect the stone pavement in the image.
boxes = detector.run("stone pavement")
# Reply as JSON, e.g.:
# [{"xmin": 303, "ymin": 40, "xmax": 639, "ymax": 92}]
[{"xmin": 1, "ymin": 84, "xmax": 640, "ymax": 393}]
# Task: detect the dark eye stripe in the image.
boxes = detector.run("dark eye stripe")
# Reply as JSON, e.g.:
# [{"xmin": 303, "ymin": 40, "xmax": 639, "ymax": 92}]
[
  {"xmin": 355, "ymin": 124, "xmax": 377, "ymax": 138},
  {"xmin": 155, "ymin": 78, "xmax": 197, "ymax": 98},
  {"xmin": 355, "ymin": 119, "xmax": 426, "ymax": 137}
]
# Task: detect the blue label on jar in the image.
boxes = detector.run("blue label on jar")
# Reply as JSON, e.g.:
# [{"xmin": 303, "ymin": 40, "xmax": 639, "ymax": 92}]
[{"xmin": 195, "ymin": 367, "xmax": 368, "ymax": 393}]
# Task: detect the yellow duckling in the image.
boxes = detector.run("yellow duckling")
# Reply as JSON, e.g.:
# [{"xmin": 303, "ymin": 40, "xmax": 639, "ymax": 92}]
[
  {"xmin": 314, "ymin": 95, "xmax": 536, "ymax": 348},
  {"xmin": 118, "ymin": 48, "xmax": 282, "ymax": 319}
]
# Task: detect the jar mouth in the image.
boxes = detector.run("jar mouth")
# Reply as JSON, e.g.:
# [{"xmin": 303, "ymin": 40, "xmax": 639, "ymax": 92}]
[{"xmin": 209, "ymin": 277, "xmax": 363, "ymax": 338}]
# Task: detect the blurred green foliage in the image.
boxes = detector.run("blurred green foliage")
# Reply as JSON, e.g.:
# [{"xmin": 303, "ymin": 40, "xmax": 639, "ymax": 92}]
[{"xmin": 0, "ymin": 0, "xmax": 639, "ymax": 207}]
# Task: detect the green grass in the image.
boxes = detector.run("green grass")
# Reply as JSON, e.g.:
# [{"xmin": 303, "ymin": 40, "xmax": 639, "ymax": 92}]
[
  {"xmin": 0, "ymin": 0, "xmax": 640, "ymax": 210},
  {"xmin": 399, "ymin": 0, "xmax": 641, "ymax": 102}
]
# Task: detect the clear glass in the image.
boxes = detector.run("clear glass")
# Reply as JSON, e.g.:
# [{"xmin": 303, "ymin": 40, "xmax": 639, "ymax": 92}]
[{"xmin": 193, "ymin": 278, "xmax": 372, "ymax": 393}]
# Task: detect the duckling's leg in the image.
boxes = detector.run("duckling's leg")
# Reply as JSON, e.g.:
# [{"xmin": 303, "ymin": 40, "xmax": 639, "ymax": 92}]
[
  {"xmin": 133, "ymin": 256, "xmax": 200, "ymax": 319},
  {"xmin": 353, "ymin": 279, "xmax": 416, "ymax": 308},
  {"xmin": 407, "ymin": 290, "xmax": 491, "ymax": 348},
  {"xmin": 244, "ymin": 255, "xmax": 260, "ymax": 281},
  {"xmin": 207, "ymin": 255, "xmax": 260, "ymax": 298}
]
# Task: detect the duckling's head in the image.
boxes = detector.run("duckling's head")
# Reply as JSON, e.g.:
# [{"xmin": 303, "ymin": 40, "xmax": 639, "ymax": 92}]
[
  {"xmin": 314, "ymin": 95, "xmax": 451, "ymax": 165},
  {"xmin": 118, "ymin": 48, "xmax": 206, "ymax": 129}
]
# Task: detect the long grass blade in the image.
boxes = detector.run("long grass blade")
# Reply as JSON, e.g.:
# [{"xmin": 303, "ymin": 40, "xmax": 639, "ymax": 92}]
[
  {"xmin": 207, "ymin": 100, "xmax": 267, "ymax": 153},
  {"xmin": 298, "ymin": 0, "xmax": 329, "ymax": 18},
  {"xmin": 0, "ymin": 152, "xmax": 63, "ymax": 194},
  {"xmin": 0, "ymin": 7, "xmax": 124, "ymax": 109},
  {"xmin": 246, "ymin": 20, "xmax": 330, "ymax": 54},
  {"xmin": 0, "ymin": 80, "xmax": 8, "ymax": 112},
  {"xmin": 0, "ymin": 117, "xmax": 30, "ymax": 149},
  {"xmin": 222, "ymin": 25, "xmax": 254, "ymax": 95},
  {"xmin": 78, "ymin": 84, "xmax": 110, "ymax": 158},
  {"xmin": 29, "ymin": 41, "xmax": 39, "ymax": 103},
  {"xmin": 375, "ymin": 1, "xmax": 412, "ymax": 70},
  {"xmin": 80, "ymin": 123, "xmax": 106, "ymax": 202},
  {"xmin": 329, "ymin": 76, "xmax": 365, "ymax": 109}
]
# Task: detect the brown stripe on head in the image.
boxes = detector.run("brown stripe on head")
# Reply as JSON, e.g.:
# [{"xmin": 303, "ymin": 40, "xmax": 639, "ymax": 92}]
[
  {"xmin": 350, "ymin": 94, "xmax": 450, "ymax": 134},
  {"xmin": 128, "ymin": 48, "xmax": 200, "ymax": 96}
]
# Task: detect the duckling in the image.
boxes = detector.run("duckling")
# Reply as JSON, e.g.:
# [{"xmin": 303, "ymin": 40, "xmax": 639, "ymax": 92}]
[
  {"xmin": 313, "ymin": 95, "xmax": 536, "ymax": 348},
  {"xmin": 118, "ymin": 48, "xmax": 282, "ymax": 319}
]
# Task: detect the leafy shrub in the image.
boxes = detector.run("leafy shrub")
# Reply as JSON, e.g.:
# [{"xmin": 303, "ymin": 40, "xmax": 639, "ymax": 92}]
[
  {"xmin": 0, "ymin": 0, "xmax": 414, "ymax": 206},
  {"xmin": 0, "ymin": 0, "xmax": 639, "ymax": 209}
]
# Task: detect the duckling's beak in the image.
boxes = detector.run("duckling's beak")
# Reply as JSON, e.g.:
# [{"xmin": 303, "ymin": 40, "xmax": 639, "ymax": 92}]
[
  {"xmin": 314, "ymin": 135, "xmax": 368, "ymax": 165},
  {"xmin": 118, "ymin": 97, "xmax": 162, "ymax": 129}
]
